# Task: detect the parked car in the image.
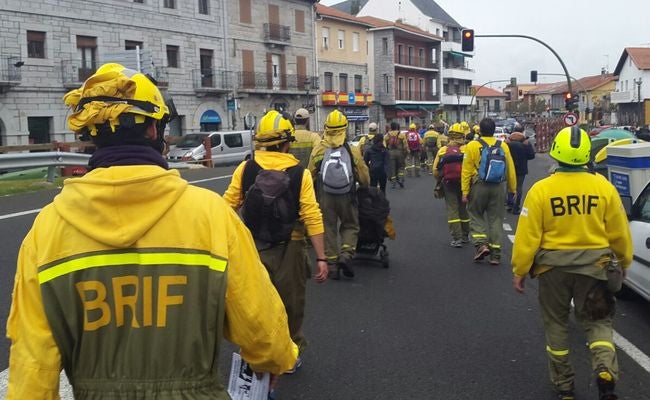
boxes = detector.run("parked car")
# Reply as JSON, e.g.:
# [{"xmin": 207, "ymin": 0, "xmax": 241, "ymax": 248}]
[
  {"xmin": 622, "ymin": 180, "xmax": 650, "ymax": 301},
  {"xmin": 167, "ymin": 131, "xmax": 252, "ymax": 165},
  {"xmin": 494, "ymin": 127, "xmax": 507, "ymax": 141}
]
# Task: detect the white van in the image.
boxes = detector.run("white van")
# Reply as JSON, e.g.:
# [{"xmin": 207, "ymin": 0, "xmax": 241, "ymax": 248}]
[
  {"xmin": 623, "ymin": 180, "xmax": 650, "ymax": 301},
  {"xmin": 167, "ymin": 130, "xmax": 253, "ymax": 166}
]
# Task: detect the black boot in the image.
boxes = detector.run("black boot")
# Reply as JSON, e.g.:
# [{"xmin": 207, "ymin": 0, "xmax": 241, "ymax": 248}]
[{"xmin": 596, "ymin": 367, "xmax": 618, "ymax": 400}]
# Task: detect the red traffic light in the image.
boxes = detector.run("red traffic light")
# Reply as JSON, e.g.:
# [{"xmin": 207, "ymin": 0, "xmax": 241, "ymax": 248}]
[
  {"xmin": 565, "ymin": 92, "xmax": 573, "ymax": 100},
  {"xmin": 464, "ymin": 31, "xmax": 473, "ymax": 39}
]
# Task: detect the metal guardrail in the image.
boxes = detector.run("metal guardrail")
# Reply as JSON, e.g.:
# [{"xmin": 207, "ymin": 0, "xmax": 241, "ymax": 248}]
[{"xmin": 0, "ymin": 151, "xmax": 90, "ymax": 182}]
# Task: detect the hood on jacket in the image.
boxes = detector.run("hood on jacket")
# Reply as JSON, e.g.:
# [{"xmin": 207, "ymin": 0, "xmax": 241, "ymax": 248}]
[
  {"xmin": 323, "ymin": 127, "xmax": 347, "ymax": 148},
  {"xmin": 253, "ymin": 150, "xmax": 300, "ymax": 170},
  {"xmin": 53, "ymin": 166, "xmax": 187, "ymax": 248}
]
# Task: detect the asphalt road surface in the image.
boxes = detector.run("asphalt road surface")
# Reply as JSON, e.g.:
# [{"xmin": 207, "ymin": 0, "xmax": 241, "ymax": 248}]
[{"xmin": 0, "ymin": 156, "xmax": 649, "ymax": 399}]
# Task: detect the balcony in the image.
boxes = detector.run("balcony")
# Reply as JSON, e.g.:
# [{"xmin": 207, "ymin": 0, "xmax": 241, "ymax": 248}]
[
  {"xmin": 443, "ymin": 66, "xmax": 474, "ymax": 81},
  {"xmin": 442, "ymin": 93, "xmax": 473, "ymax": 106},
  {"xmin": 394, "ymin": 55, "xmax": 439, "ymax": 70},
  {"xmin": 61, "ymin": 60, "xmax": 96, "ymax": 88},
  {"xmin": 321, "ymin": 91, "xmax": 373, "ymax": 106},
  {"xmin": 395, "ymin": 91, "xmax": 440, "ymax": 103},
  {"xmin": 610, "ymin": 90, "xmax": 634, "ymax": 104},
  {"xmin": 263, "ymin": 23, "xmax": 291, "ymax": 46},
  {"xmin": 441, "ymin": 40, "xmax": 463, "ymax": 53},
  {"xmin": 238, "ymin": 72, "xmax": 318, "ymax": 93},
  {"xmin": 150, "ymin": 66, "xmax": 169, "ymax": 87},
  {"xmin": 0, "ymin": 56, "xmax": 22, "ymax": 91},
  {"xmin": 192, "ymin": 69, "xmax": 232, "ymax": 93}
]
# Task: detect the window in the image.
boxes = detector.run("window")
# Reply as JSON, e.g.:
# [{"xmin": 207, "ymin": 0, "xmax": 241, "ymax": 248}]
[
  {"xmin": 419, "ymin": 79, "xmax": 425, "ymax": 99},
  {"xmin": 134, "ymin": 0, "xmax": 144, "ymax": 2},
  {"xmin": 200, "ymin": 49, "xmax": 213, "ymax": 87},
  {"xmin": 27, "ymin": 31, "xmax": 46, "ymax": 59},
  {"xmin": 382, "ymin": 38, "xmax": 388, "ymax": 55},
  {"xmin": 408, "ymin": 78, "xmax": 413, "ymax": 99},
  {"xmin": 419, "ymin": 48, "xmax": 424, "ymax": 67},
  {"xmin": 28, "ymin": 117, "xmax": 52, "ymax": 144},
  {"xmin": 125, "ymin": 40, "xmax": 143, "ymax": 50},
  {"xmin": 494, "ymin": 99, "xmax": 501, "ymax": 112},
  {"xmin": 384, "ymin": 74, "xmax": 390, "ymax": 93},
  {"xmin": 397, "ymin": 44, "xmax": 403, "ymax": 63},
  {"xmin": 408, "ymin": 46, "xmax": 413, "ymax": 65},
  {"xmin": 224, "ymin": 133, "xmax": 243, "ymax": 148},
  {"xmin": 239, "ymin": 0, "xmax": 251, "ymax": 23},
  {"xmin": 338, "ymin": 30, "xmax": 344, "ymax": 49},
  {"xmin": 398, "ymin": 77, "xmax": 404, "ymax": 98},
  {"xmin": 352, "ymin": 32, "xmax": 360, "ymax": 52},
  {"xmin": 164, "ymin": 0, "xmax": 175, "ymax": 9},
  {"xmin": 354, "ymin": 75, "xmax": 362, "ymax": 92},
  {"xmin": 484, "ymin": 100, "xmax": 490, "ymax": 112},
  {"xmin": 322, "ymin": 27, "xmax": 330, "ymax": 49},
  {"xmin": 295, "ymin": 9, "xmax": 305, "ymax": 33},
  {"xmin": 431, "ymin": 48, "xmax": 437, "ymax": 64},
  {"xmin": 339, "ymin": 73, "xmax": 348, "ymax": 92},
  {"xmin": 166, "ymin": 45, "xmax": 179, "ymax": 68},
  {"xmin": 324, "ymin": 72, "xmax": 333, "ymax": 91},
  {"xmin": 431, "ymin": 78, "xmax": 437, "ymax": 95},
  {"xmin": 77, "ymin": 35, "xmax": 97, "ymax": 82},
  {"xmin": 198, "ymin": 0, "xmax": 209, "ymax": 14},
  {"xmin": 168, "ymin": 115, "xmax": 184, "ymax": 136}
]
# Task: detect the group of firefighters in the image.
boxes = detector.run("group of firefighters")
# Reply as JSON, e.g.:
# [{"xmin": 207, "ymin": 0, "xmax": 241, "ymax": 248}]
[{"xmin": 5, "ymin": 62, "xmax": 633, "ymax": 400}]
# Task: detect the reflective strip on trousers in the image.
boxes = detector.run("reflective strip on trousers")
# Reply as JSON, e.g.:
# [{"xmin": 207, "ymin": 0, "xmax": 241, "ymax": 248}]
[
  {"xmin": 489, "ymin": 243, "xmax": 501, "ymax": 249},
  {"xmin": 546, "ymin": 346, "xmax": 569, "ymax": 357},
  {"xmin": 472, "ymin": 234, "xmax": 487, "ymax": 239},
  {"xmin": 589, "ymin": 341, "xmax": 616, "ymax": 352}
]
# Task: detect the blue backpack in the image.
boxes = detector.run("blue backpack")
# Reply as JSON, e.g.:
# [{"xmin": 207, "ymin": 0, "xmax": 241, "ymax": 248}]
[{"xmin": 477, "ymin": 138, "xmax": 506, "ymax": 183}]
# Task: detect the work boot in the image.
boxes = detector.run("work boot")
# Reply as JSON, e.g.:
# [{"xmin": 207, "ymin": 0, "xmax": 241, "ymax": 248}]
[
  {"xmin": 556, "ymin": 390, "xmax": 575, "ymax": 400},
  {"xmin": 473, "ymin": 244, "xmax": 490, "ymax": 262},
  {"xmin": 398, "ymin": 179, "xmax": 404, "ymax": 188},
  {"xmin": 450, "ymin": 240, "xmax": 463, "ymax": 248},
  {"xmin": 328, "ymin": 265, "xmax": 340, "ymax": 280},
  {"xmin": 596, "ymin": 367, "xmax": 618, "ymax": 400}
]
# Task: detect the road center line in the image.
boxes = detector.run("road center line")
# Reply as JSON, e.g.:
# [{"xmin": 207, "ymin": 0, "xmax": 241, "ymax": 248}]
[
  {"xmin": 0, "ymin": 175, "xmax": 233, "ymax": 221},
  {"xmin": 503, "ymin": 223, "xmax": 512, "ymax": 231}
]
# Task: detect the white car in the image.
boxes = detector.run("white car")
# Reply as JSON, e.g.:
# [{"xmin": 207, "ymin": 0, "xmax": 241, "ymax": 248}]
[
  {"xmin": 494, "ymin": 127, "xmax": 507, "ymax": 141},
  {"xmin": 623, "ymin": 181, "xmax": 650, "ymax": 301}
]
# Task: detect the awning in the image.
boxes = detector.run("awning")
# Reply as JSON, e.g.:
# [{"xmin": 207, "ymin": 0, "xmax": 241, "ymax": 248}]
[
  {"xmin": 450, "ymin": 50, "xmax": 473, "ymax": 58},
  {"xmin": 200, "ymin": 110, "xmax": 221, "ymax": 124}
]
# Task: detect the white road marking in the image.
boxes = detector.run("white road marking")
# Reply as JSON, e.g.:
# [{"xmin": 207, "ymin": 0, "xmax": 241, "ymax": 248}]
[
  {"xmin": 614, "ymin": 331, "xmax": 650, "ymax": 374},
  {"xmin": 503, "ymin": 223, "xmax": 512, "ymax": 231},
  {"xmin": 0, "ymin": 175, "xmax": 233, "ymax": 221},
  {"xmin": 508, "ymin": 234, "xmax": 515, "ymax": 243}
]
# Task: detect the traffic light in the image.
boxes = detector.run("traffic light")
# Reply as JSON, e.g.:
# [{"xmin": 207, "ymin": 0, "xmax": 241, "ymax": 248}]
[
  {"xmin": 530, "ymin": 70, "xmax": 538, "ymax": 83},
  {"xmin": 461, "ymin": 29, "xmax": 474, "ymax": 52},
  {"xmin": 564, "ymin": 92, "xmax": 578, "ymax": 110}
]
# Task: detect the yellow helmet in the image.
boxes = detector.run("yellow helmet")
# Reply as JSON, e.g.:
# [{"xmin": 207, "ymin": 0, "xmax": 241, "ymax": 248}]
[
  {"xmin": 409, "ymin": 123, "xmax": 417, "ymax": 130},
  {"xmin": 460, "ymin": 121, "xmax": 471, "ymax": 134},
  {"xmin": 549, "ymin": 126, "xmax": 591, "ymax": 165},
  {"xmin": 63, "ymin": 63, "xmax": 170, "ymax": 135},
  {"xmin": 448, "ymin": 123, "xmax": 464, "ymax": 134},
  {"xmin": 255, "ymin": 110, "xmax": 295, "ymax": 147},
  {"xmin": 324, "ymin": 109, "xmax": 348, "ymax": 129},
  {"xmin": 473, "ymin": 124, "xmax": 480, "ymax": 134}
]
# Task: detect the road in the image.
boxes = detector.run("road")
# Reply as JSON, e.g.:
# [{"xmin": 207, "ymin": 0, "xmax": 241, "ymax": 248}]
[{"xmin": 0, "ymin": 156, "xmax": 649, "ymax": 399}]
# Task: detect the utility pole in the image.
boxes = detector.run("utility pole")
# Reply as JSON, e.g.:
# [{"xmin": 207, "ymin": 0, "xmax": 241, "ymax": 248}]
[{"xmin": 634, "ymin": 78, "xmax": 643, "ymax": 126}]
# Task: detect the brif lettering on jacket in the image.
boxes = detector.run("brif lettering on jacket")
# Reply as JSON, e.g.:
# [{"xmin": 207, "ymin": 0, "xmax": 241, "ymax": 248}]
[
  {"xmin": 76, "ymin": 275, "xmax": 187, "ymax": 331},
  {"xmin": 550, "ymin": 195, "xmax": 600, "ymax": 217}
]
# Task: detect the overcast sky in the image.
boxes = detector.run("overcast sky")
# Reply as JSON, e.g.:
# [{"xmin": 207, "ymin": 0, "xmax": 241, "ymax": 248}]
[{"xmin": 319, "ymin": 0, "xmax": 650, "ymax": 90}]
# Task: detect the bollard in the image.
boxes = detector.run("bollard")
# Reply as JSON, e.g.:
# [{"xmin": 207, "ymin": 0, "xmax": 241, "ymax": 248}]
[{"xmin": 203, "ymin": 136, "xmax": 213, "ymax": 168}]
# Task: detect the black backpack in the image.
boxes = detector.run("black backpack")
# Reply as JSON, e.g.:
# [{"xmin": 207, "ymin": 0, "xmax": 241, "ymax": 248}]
[
  {"xmin": 356, "ymin": 186, "xmax": 390, "ymax": 242},
  {"xmin": 241, "ymin": 160, "xmax": 303, "ymax": 244}
]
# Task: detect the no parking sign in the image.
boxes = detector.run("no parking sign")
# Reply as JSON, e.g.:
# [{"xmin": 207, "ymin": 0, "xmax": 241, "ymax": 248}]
[{"xmin": 563, "ymin": 112, "xmax": 578, "ymax": 126}]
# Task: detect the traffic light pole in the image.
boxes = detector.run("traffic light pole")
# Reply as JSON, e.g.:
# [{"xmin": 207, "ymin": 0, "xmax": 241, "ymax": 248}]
[
  {"xmin": 475, "ymin": 34, "xmax": 573, "ymax": 96},
  {"xmin": 469, "ymin": 79, "xmax": 512, "ymax": 119}
]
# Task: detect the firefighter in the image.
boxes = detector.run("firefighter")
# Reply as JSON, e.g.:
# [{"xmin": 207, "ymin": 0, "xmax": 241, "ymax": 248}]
[
  {"xmin": 6, "ymin": 63, "xmax": 298, "ymax": 399},
  {"xmin": 405, "ymin": 123, "xmax": 423, "ymax": 177},
  {"xmin": 291, "ymin": 108, "xmax": 322, "ymax": 168},
  {"xmin": 512, "ymin": 126, "xmax": 633, "ymax": 400},
  {"xmin": 358, "ymin": 122, "xmax": 378, "ymax": 156},
  {"xmin": 223, "ymin": 110, "xmax": 329, "ymax": 373},
  {"xmin": 433, "ymin": 123, "xmax": 470, "ymax": 247},
  {"xmin": 422, "ymin": 124, "xmax": 441, "ymax": 173},
  {"xmin": 384, "ymin": 121, "xmax": 408, "ymax": 188},
  {"xmin": 308, "ymin": 110, "xmax": 370, "ymax": 279}
]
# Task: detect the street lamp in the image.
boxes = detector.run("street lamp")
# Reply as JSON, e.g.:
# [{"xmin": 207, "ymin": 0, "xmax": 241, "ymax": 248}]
[
  {"xmin": 634, "ymin": 78, "xmax": 643, "ymax": 126},
  {"xmin": 456, "ymin": 92, "xmax": 461, "ymax": 122}
]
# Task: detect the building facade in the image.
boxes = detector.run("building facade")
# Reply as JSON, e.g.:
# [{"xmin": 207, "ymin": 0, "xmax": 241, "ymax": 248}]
[
  {"xmin": 315, "ymin": 4, "xmax": 373, "ymax": 135},
  {"xmin": 611, "ymin": 48, "xmax": 650, "ymax": 127},
  {"xmin": 471, "ymin": 86, "xmax": 506, "ymax": 120}
]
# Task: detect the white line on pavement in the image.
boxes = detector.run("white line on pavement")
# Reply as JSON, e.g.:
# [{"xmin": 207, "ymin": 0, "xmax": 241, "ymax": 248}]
[
  {"xmin": 503, "ymin": 223, "xmax": 512, "ymax": 232},
  {"xmin": 508, "ymin": 234, "xmax": 515, "ymax": 243},
  {"xmin": 614, "ymin": 331, "xmax": 650, "ymax": 374},
  {"xmin": 0, "ymin": 175, "xmax": 233, "ymax": 221}
]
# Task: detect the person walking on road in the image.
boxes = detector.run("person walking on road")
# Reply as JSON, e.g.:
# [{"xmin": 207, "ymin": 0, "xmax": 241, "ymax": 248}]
[
  {"xmin": 364, "ymin": 133, "xmax": 389, "ymax": 193},
  {"xmin": 6, "ymin": 63, "xmax": 298, "ymax": 399},
  {"xmin": 291, "ymin": 108, "xmax": 322, "ymax": 169},
  {"xmin": 461, "ymin": 117, "xmax": 516, "ymax": 265},
  {"xmin": 358, "ymin": 122, "xmax": 378, "ymax": 156},
  {"xmin": 422, "ymin": 124, "xmax": 441, "ymax": 173},
  {"xmin": 309, "ymin": 110, "xmax": 370, "ymax": 279},
  {"xmin": 433, "ymin": 123, "xmax": 470, "ymax": 247},
  {"xmin": 405, "ymin": 123, "xmax": 423, "ymax": 177},
  {"xmin": 384, "ymin": 122, "xmax": 408, "ymax": 188},
  {"xmin": 511, "ymin": 126, "xmax": 632, "ymax": 400},
  {"xmin": 223, "ymin": 110, "xmax": 329, "ymax": 373},
  {"xmin": 505, "ymin": 123, "xmax": 535, "ymax": 214}
]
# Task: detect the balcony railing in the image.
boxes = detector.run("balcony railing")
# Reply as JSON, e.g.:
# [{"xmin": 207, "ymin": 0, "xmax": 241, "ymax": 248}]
[
  {"xmin": 150, "ymin": 66, "xmax": 169, "ymax": 87},
  {"xmin": 394, "ymin": 55, "xmax": 438, "ymax": 69},
  {"xmin": 395, "ymin": 91, "xmax": 439, "ymax": 102},
  {"xmin": 61, "ymin": 60, "xmax": 97, "ymax": 87},
  {"xmin": 238, "ymin": 72, "xmax": 318, "ymax": 92},
  {"xmin": 192, "ymin": 69, "xmax": 232, "ymax": 92},
  {"xmin": 0, "ymin": 56, "xmax": 22, "ymax": 85},
  {"xmin": 264, "ymin": 23, "xmax": 291, "ymax": 44}
]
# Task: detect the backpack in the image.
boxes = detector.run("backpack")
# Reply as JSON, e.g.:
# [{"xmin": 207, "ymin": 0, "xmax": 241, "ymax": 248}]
[
  {"xmin": 424, "ymin": 134, "xmax": 438, "ymax": 149},
  {"xmin": 477, "ymin": 138, "xmax": 507, "ymax": 183},
  {"xmin": 320, "ymin": 144, "xmax": 355, "ymax": 194},
  {"xmin": 439, "ymin": 145, "xmax": 463, "ymax": 182},
  {"xmin": 241, "ymin": 160, "xmax": 303, "ymax": 244},
  {"xmin": 387, "ymin": 133, "xmax": 401, "ymax": 149},
  {"xmin": 407, "ymin": 131, "xmax": 421, "ymax": 151},
  {"xmin": 356, "ymin": 186, "xmax": 390, "ymax": 243}
]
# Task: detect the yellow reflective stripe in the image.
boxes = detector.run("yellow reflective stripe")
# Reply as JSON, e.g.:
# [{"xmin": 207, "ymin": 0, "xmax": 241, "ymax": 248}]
[
  {"xmin": 38, "ymin": 252, "xmax": 227, "ymax": 284},
  {"xmin": 589, "ymin": 341, "xmax": 615, "ymax": 352},
  {"xmin": 461, "ymin": 219, "xmax": 470, "ymax": 223},
  {"xmin": 448, "ymin": 219, "xmax": 461, "ymax": 223},
  {"xmin": 290, "ymin": 142, "xmax": 314, "ymax": 148},
  {"xmin": 489, "ymin": 243, "xmax": 501, "ymax": 249},
  {"xmin": 546, "ymin": 346, "xmax": 569, "ymax": 356},
  {"xmin": 472, "ymin": 234, "xmax": 487, "ymax": 238}
]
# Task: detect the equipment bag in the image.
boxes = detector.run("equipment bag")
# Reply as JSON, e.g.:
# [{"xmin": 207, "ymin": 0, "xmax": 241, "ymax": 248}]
[
  {"xmin": 241, "ymin": 160, "xmax": 303, "ymax": 244},
  {"xmin": 407, "ymin": 131, "xmax": 421, "ymax": 151},
  {"xmin": 387, "ymin": 133, "xmax": 401, "ymax": 149},
  {"xmin": 439, "ymin": 145, "xmax": 463, "ymax": 182},
  {"xmin": 321, "ymin": 144, "xmax": 354, "ymax": 194},
  {"xmin": 425, "ymin": 135, "xmax": 438, "ymax": 148},
  {"xmin": 477, "ymin": 138, "xmax": 506, "ymax": 183}
]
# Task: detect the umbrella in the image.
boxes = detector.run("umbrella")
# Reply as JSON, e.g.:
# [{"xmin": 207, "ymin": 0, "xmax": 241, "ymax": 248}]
[{"xmin": 594, "ymin": 128, "xmax": 636, "ymax": 140}]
